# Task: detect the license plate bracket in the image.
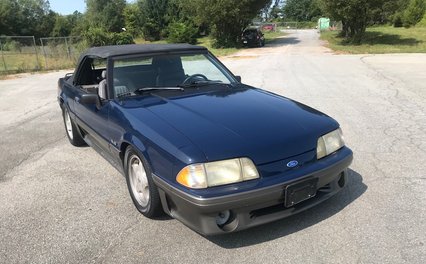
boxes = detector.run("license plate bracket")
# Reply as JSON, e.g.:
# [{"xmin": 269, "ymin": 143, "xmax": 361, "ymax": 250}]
[{"xmin": 285, "ymin": 178, "xmax": 318, "ymax": 207}]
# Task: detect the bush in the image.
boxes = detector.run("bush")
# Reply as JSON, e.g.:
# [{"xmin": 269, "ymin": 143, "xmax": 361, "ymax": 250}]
[
  {"xmin": 393, "ymin": 13, "xmax": 404, "ymax": 27},
  {"xmin": 1, "ymin": 40, "xmax": 22, "ymax": 52},
  {"xmin": 403, "ymin": 0, "xmax": 426, "ymax": 27},
  {"xmin": 84, "ymin": 27, "xmax": 135, "ymax": 47},
  {"xmin": 418, "ymin": 13, "xmax": 426, "ymax": 27},
  {"xmin": 111, "ymin": 32, "xmax": 135, "ymax": 45},
  {"xmin": 142, "ymin": 21, "xmax": 162, "ymax": 41},
  {"xmin": 84, "ymin": 27, "xmax": 112, "ymax": 46},
  {"xmin": 167, "ymin": 22, "xmax": 197, "ymax": 44}
]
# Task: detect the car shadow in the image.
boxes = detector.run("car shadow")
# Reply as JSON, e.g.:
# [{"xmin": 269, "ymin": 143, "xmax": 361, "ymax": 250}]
[{"xmin": 206, "ymin": 169, "xmax": 367, "ymax": 248}]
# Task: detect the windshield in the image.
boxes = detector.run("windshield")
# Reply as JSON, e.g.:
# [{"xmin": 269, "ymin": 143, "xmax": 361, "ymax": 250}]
[{"xmin": 112, "ymin": 53, "xmax": 234, "ymax": 98}]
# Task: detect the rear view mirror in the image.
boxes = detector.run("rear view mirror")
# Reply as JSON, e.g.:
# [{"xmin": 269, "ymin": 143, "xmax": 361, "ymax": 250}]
[{"xmin": 235, "ymin": 76, "xmax": 242, "ymax": 83}]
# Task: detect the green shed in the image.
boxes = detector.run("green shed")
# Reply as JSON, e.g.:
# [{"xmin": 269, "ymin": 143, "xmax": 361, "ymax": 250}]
[{"xmin": 318, "ymin": 18, "xmax": 330, "ymax": 31}]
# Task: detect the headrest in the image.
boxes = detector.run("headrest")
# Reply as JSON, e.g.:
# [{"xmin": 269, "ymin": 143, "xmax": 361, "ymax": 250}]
[
  {"xmin": 153, "ymin": 56, "xmax": 183, "ymax": 70},
  {"xmin": 101, "ymin": 70, "xmax": 106, "ymax": 79}
]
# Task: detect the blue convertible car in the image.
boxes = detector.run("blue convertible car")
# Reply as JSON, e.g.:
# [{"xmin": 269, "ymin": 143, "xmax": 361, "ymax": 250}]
[{"xmin": 58, "ymin": 44, "xmax": 353, "ymax": 235}]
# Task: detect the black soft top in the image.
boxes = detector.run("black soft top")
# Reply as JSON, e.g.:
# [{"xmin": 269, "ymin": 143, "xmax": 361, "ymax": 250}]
[{"xmin": 80, "ymin": 44, "xmax": 208, "ymax": 59}]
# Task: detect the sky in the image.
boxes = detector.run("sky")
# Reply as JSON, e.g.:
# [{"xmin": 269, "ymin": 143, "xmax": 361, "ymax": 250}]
[
  {"xmin": 49, "ymin": 0, "xmax": 86, "ymax": 15},
  {"xmin": 49, "ymin": 0, "xmax": 136, "ymax": 15}
]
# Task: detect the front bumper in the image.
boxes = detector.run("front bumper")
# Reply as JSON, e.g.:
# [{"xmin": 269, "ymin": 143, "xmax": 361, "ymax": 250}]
[{"xmin": 153, "ymin": 148, "xmax": 353, "ymax": 235}]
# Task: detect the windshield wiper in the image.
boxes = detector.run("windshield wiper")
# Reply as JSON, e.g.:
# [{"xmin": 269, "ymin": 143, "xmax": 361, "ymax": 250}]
[
  {"xmin": 178, "ymin": 80, "xmax": 226, "ymax": 88},
  {"xmin": 134, "ymin": 87, "xmax": 184, "ymax": 94}
]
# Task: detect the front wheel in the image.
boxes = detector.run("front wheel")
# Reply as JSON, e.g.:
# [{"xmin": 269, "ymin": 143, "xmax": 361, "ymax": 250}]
[
  {"xmin": 124, "ymin": 146, "xmax": 163, "ymax": 218},
  {"xmin": 62, "ymin": 107, "xmax": 86, "ymax": 146}
]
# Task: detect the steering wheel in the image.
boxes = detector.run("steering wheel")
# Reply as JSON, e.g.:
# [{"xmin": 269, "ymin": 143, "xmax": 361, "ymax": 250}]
[{"xmin": 182, "ymin": 74, "xmax": 209, "ymax": 85}]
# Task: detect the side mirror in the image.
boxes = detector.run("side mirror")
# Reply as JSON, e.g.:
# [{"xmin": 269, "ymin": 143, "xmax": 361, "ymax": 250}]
[
  {"xmin": 80, "ymin": 93, "xmax": 101, "ymax": 109},
  {"xmin": 235, "ymin": 76, "xmax": 242, "ymax": 83}
]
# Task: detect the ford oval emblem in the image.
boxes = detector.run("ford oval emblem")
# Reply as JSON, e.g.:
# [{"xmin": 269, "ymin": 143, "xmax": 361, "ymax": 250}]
[{"xmin": 287, "ymin": 160, "xmax": 299, "ymax": 168}]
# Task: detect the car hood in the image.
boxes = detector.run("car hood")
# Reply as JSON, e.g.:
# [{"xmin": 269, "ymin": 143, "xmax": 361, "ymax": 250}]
[{"xmin": 124, "ymin": 86, "xmax": 339, "ymax": 164}]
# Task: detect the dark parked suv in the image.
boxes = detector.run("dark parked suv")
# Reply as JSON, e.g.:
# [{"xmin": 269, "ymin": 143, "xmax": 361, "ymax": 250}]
[{"xmin": 242, "ymin": 28, "xmax": 265, "ymax": 47}]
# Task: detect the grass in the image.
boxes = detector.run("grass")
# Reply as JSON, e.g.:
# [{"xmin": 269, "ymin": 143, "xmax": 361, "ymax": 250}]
[
  {"xmin": 264, "ymin": 30, "xmax": 286, "ymax": 44},
  {"xmin": 0, "ymin": 52, "xmax": 79, "ymax": 75},
  {"xmin": 321, "ymin": 25, "xmax": 426, "ymax": 54}
]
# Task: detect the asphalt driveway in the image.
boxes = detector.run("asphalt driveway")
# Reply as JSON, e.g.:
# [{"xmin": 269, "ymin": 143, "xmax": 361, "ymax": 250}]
[{"xmin": 0, "ymin": 30, "xmax": 425, "ymax": 263}]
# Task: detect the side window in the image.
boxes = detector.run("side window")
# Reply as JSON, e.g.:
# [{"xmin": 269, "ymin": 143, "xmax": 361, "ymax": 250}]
[
  {"xmin": 74, "ymin": 57, "xmax": 107, "ymax": 94},
  {"xmin": 92, "ymin": 58, "xmax": 107, "ymax": 84},
  {"xmin": 75, "ymin": 57, "xmax": 108, "ymax": 85},
  {"xmin": 92, "ymin": 58, "xmax": 107, "ymax": 72},
  {"xmin": 75, "ymin": 58, "xmax": 93, "ymax": 86}
]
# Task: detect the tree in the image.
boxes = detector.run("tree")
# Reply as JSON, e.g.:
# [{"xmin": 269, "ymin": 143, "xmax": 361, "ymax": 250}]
[
  {"xmin": 0, "ymin": 0, "xmax": 20, "ymax": 35},
  {"xmin": 137, "ymin": 0, "xmax": 169, "ymax": 41},
  {"xmin": 85, "ymin": 0, "xmax": 126, "ymax": 32},
  {"xmin": 283, "ymin": 0, "xmax": 321, "ymax": 22},
  {"xmin": 52, "ymin": 15, "xmax": 71, "ymax": 37},
  {"xmin": 123, "ymin": 3, "xmax": 144, "ymax": 37},
  {"xmin": 319, "ymin": 0, "xmax": 387, "ymax": 43},
  {"xmin": 403, "ymin": 0, "xmax": 426, "ymax": 27},
  {"xmin": 183, "ymin": 0, "xmax": 270, "ymax": 47},
  {"xmin": 0, "ymin": 0, "xmax": 57, "ymax": 37}
]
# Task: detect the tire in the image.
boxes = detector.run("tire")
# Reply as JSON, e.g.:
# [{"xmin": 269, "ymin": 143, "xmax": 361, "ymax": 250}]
[
  {"xmin": 124, "ymin": 146, "xmax": 163, "ymax": 218},
  {"xmin": 62, "ymin": 107, "xmax": 86, "ymax": 147}
]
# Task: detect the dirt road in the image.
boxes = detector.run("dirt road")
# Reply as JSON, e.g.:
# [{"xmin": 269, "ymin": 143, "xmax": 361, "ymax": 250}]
[{"xmin": 1, "ymin": 30, "xmax": 425, "ymax": 263}]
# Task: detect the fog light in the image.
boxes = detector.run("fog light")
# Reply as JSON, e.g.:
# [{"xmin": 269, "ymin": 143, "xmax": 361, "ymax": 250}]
[{"xmin": 215, "ymin": 210, "xmax": 231, "ymax": 226}]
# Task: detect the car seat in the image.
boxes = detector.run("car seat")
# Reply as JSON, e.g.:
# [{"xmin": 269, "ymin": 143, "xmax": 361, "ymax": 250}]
[
  {"xmin": 98, "ymin": 70, "xmax": 107, "ymax": 99},
  {"xmin": 154, "ymin": 56, "xmax": 186, "ymax": 87}
]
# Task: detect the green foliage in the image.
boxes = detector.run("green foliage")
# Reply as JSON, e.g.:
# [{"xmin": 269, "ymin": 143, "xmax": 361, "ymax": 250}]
[
  {"xmin": 83, "ymin": 27, "xmax": 111, "ymax": 46},
  {"xmin": 182, "ymin": 0, "xmax": 270, "ymax": 48},
  {"xmin": 1, "ymin": 40, "xmax": 22, "ymax": 51},
  {"xmin": 319, "ymin": 0, "xmax": 389, "ymax": 43},
  {"xmin": 283, "ymin": 0, "xmax": 321, "ymax": 22},
  {"xmin": 86, "ymin": 0, "xmax": 126, "ymax": 32},
  {"xmin": 52, "ymin": 15, "xmax": 72, "ymax": 37},
  {"xmin": 393, "ymin": 13, "xmax": 404, "ymax": 27},
  {"xmin": 167, "ymin": 22, "xmax": 197, "ymax": 44},
  {"xmin": 0, "ymin": 0, "xmax": 56, "ymax": 37},
  {"xmin": 270, "ymin": 5, "xmax": 282, "ymax": 20},
  {"xmin": 418, "ymin": 13, "xmax": 426, "ymax": 27},
  {"xmin": 141, "ymin": 20, "xmax": 162, "ymax": 41},
  {"xmin": 123, "ymin": 3, "xmax": 143, "ymax": 37},
  {"xmin": 138, "ymin": 0, "xmax": 169, "ymax": 41},
  {"xmin": 0, "ymin": 0, "xmax": 279, "ymax": 49},
  {"xmin": 369, "ymin": 0, "xmax": 406, "ymax": 25},
  {"xmin": 84, "ymin": 27, "xmax": 134, "ymax": 47},
  {"xmin": 111, "ymin": 32, "xmax": 135, "ymax": 45},
  {"xmin": 0, "ymin": 0, "xmax": 19, "ymax": 35},
  {"xmin": 403, "ymin": 0, "xmax": 426, "ymax": 27}
]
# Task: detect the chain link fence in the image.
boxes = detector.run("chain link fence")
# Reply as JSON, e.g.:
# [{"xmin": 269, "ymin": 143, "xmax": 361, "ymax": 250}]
[
  {"xmin": 0, "ymin": 36, "xmax": 41, "ymax": 73},
  {"xmin": 39, "ymin": 36, "xmax": 86, "ymax": 70},
  {"xmin": 0, "ymin": 36, "xmax": 87, "ymax": 75}
]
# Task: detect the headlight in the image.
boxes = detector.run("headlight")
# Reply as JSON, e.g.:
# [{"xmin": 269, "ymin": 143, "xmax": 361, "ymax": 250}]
[
  {"xmin": 317, "ymin": 128, "xmax": 345, "ymax": 159},
  {"xmin": 176, "ymin": 158, "xmax": 259, "ymax": 189}
]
